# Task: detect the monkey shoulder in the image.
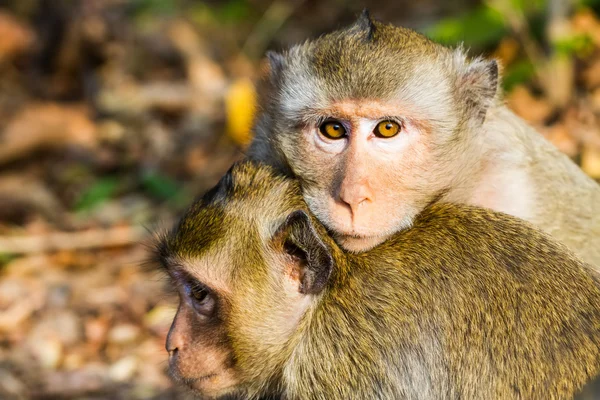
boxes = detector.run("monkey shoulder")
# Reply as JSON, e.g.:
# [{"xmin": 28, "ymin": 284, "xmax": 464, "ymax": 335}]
[{"xmin": 373, "ymin": 202, "xmax": 600, "ymax": 305}]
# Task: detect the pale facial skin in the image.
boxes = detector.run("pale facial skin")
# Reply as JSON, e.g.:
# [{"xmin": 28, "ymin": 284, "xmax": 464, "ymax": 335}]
[{"xmin": 297, "ymin": 99, "xmax": 448, "ymax": 252}]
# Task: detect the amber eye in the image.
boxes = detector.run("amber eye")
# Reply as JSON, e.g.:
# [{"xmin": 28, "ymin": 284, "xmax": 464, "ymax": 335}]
[
  {"xmin": 319, "ymin": 120, "xmax": 347, "ymax": 139},
  {"xmin": 189, "ymin": 285, "xmax": 216, "ymax": 316},
  {"xmin": 374, "ymin": 120, "xmax": 401, "ymax": 138},
  {"xmin": 192, "ymin": 286, "xmax": 208, "ymax": 302}
]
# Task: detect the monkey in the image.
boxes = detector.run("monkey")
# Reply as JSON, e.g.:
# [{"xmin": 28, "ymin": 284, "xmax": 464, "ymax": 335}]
[
  {"xmin": 155, "ymin": 160, "xmax": 600, "ymax": 400},
  {"xmin": 247, "ymin": 10, "xmax": 600, "ymax": 267}
]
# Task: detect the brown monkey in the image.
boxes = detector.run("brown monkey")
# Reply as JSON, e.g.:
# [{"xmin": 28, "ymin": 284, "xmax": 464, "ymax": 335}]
[
  {"xmin": 248, "ymin": 11, "xmax": 600, "ymax": 266},
  {"xmin": 156, "ymin": 160, "xmax": 600, "ymax": 400}
]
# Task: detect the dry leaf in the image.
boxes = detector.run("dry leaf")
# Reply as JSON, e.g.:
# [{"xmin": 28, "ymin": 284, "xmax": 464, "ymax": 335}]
[
  {"xmin": 572, "ymin": 8, "xmax": 600, "ymax": 47},
  {"xmin": 0, "ymin": 103, "xmax": 97, "ymax": 165},
  {"xmin": 167, "ymin": 20, "xmax": 226, "ymax": 95},
  {"xmin": 590, "ymin": 87, "xmax": 600, "ymax": 112},
  {"xmin": 507, "ymin": 86, "xmax": 554, "ymax": 124},
  {"xmin": 0, "ymin": 12, "xmax": 34, "ymax": 61},
  {"xmin": 582, "ymin": 144, "xmax": 600, "ymax": 178},
  {"xmin": 540, "ymin": 124, "xmax": 579, "ymax": 158},
  {"xmin": 583, "ymin": 57, "xmax": 600, "ymax": 90},
  {"xmin": 225, "ymin": 78, "xmax": 256, "ymax": 147},
  {"xmin": 492, "ymin": 37, "xmax": 520, "ymax": 67}
]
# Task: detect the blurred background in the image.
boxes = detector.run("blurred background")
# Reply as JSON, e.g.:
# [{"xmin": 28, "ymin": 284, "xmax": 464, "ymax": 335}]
[{"xmin": 1, "ymin": 0, "xmax": 600, "ymax": 398}]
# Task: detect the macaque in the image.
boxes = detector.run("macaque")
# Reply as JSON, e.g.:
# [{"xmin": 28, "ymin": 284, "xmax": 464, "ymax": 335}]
[
  {"xmin": 156, "ymin": 161, "xmax": 600, "ymax": 400},
  {"xmin": 248, "ymin": 11, "xmax": 600, "ymax": 266}
]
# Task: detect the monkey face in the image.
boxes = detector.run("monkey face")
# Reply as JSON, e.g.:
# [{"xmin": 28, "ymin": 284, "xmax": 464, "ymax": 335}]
[
  {"xmin": 163, "ymin": 264, "xmax": 240, "ymax": 398},
  {"xmin": 281, "ymin": 99, "xmax": 460, "ymax": 252},
  {"xmin": 257, "ymin": 14, "xmax": 498, "ymax": 253},
  {"xmin": 155, "ymin": 162, "xmax": 331, "ymax": 398}
]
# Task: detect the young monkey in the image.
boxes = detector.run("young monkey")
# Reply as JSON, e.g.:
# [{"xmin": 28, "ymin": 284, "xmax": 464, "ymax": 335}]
[
  {"xmin": 248, "ymin": 11, "xmax": 600, "ymax": 266},
  {"xmin": 157, "ymin": 161, "xmax": 600, "ymax": 400}
]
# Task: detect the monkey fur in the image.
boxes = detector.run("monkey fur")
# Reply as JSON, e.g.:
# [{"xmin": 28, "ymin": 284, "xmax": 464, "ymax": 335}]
[
  {"xmin": 248, "ymin": 11, "xmax": 600, "ymax": 267},
  {"xmin": 157, "ymin": 160, "xmax": 600, "ymax": 400}
]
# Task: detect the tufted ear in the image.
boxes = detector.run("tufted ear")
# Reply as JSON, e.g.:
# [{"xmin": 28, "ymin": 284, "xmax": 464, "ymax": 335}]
[
  {"xmin": 266, "ymin": 51, "xmax": 286, "ymax": 82},
  {"xmin": 277, "ymin": 210, "xmax": 333, "ymax": 295},
  {"xmin": 455, "ymin": 55, "xmax": 499, "ymax": 123},
  {"xmin": 349, "ymin": 8, "xmax": 376, "ymax": 42}
]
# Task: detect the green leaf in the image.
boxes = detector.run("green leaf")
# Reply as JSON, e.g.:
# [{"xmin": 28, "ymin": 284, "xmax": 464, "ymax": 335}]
[
  {"xmin": 130, "ymin": 0, "xmax": 180, "ymax": 17},
  {"xmin": 0, "ymin": 252, "xmax": 16, "ymax": 267},
  {"xmin": 141, "ymin": 172, "xmax": 181, "ymax": 201},
  {"xmin": 75, "ymin": 177, "xmax": 120, "ymax": 212},
  {"xmin": 553, "ymin": 34, "xmax": 595, "ymax": 57},
  {"xmin": 502, "ymin": 60, "xmax": 536, "ymax": 91},
  {"xmin": 425, "ymin": 6, "xmax": 507, "ymax": 48},
  {"xmin": 217, "ymin": 0, "xmax": 251, "ymax": 23}
]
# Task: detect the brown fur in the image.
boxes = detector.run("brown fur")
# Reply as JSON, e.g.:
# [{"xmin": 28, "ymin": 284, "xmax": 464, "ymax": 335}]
[
  {"xmin": 157, "ymin": 160, "xmax": 600, "ymax": 400},
  {"xmin": 248, "ymin": 11, "xmax": 600, "ymax": 267}
]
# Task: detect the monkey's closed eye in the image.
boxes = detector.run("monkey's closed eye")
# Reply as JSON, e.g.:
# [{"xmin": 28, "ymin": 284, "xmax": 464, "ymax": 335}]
[
  {"xmin": 374, "ymin": 120, "xmax": 401, "ymax": 138},
  {"xmin": 319, "ymin": 120, "xmax": 347, "ymax": 139}
]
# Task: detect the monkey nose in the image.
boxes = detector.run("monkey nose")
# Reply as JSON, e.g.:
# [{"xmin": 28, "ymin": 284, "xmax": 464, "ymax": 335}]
[
  {"xmin": 339, "ymin": 183, "xmax": 372, "ymax": 216},
  {"xmin": 166, "ymin": 327, "xmax": 185, "ymax": 354},
  {"xmin": 166, "ymin": 342, "xmax": 178, "ymax": 355}
]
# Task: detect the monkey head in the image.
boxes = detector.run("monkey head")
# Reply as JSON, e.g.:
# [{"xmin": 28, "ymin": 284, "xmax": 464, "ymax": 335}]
[
  {"xmin": 155, "ymin": 161, "xmax": 335, "ymax": 399},
  {"xmin": 253, "ymin": 11, "xmax": 499, "ymax": 251}
]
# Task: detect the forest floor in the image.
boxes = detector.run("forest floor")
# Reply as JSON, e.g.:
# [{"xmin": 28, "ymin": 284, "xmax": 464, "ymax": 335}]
[{"xmin": 1, "ymin": 1, "xmax": 600, "ymax": 399}]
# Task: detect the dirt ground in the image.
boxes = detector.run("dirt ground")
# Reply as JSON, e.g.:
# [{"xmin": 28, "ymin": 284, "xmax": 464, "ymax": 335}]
[{"xmin": 1, "ymin": 1, "xmax": 600, "ymax": 399}]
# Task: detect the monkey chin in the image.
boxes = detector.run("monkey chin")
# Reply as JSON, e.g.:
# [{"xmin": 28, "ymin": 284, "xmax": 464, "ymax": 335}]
[
  {"xmin": 174, "ymin": 370, "xmax": 240, "ymax": 399},
  {"xmin": 335, "ymin": 233, "xmax": 390, "ymax": 253}
]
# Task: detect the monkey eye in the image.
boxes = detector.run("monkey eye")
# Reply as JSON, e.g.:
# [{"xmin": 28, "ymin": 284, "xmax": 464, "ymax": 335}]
[
  {"xmin": 319, "ymin": 119, "xmax": 347, "ymax": 139},
  {"xmin": 374, "ymin": 120, "xmax": 401, "ymax": 138},
  {"xmin": 189, "ymin": 284, "xmax": 216, "ymax": 316}
]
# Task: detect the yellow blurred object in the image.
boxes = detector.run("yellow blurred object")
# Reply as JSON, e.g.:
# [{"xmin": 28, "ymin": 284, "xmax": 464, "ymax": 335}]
[
  {"xmin": 225, "ymin": 78, "xmax": 257, "ymax": 147},
  {"xmin": 0, "ymin": 12, "xmax": 34, "ymax": 61},
  {"xmin": 492, "ymin": 37, "xmax": 519, "ymax": 68},
  {"xmin": 582, "ymin": 145, "xmax": 600, "ymax": 179}
]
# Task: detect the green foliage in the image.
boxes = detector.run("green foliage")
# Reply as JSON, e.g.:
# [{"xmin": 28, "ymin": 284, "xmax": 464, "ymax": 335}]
[
  {"xmin": 580, "ymin": 0, "xmax": 600, "ymax": 11},
  {"xmin": 425, "ymin": 6, "xmax": 507, "ymax": 48},
  {"xmin": 503, "ymin": 0, "xmax": 547, "ymax": 14},
  {"xmin": 218, "ymin": 0, "xmax": 252, "ymax": 23},
  {"xmin": 186, "ymin": 0, "xmax": 253, "ymax": 27},
  {"xmin": 141, "ymin": 171, "xmax": 181, "ymax": 200},
  {"xmin": 0, "ymin": 252, "xmax": 16, "ymax": 267},
  {"xmin": 553, "ymin": 34, "xmax": 595, "ymax": 57},
  {"xmin": 130, "ymin": 0, "xmax": 181, "ymax": 16},
  {"xmin": 502, "ymin": 60, "xmax": 536, "ymax": 91},
  {"xmin": 75, "ymin": 177, "xmax": 120, "ymax": 212}
]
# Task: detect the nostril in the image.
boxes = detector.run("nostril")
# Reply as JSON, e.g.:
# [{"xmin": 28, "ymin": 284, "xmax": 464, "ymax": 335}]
[
  {"xmin": 166, "ymin": 340, "xmax": 179, "ymax": 353},
  {"xmin": 168, "ymin": 347, "xmax": 178, "ymax": 357}
]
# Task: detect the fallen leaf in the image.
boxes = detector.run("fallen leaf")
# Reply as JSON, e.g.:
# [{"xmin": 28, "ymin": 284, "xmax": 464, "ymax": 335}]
[
  {"xmin": 0, "ymin": 103, "xmax": 97, "ymax": 165},
  {"xmin": 0, "ymin": 12, "xmax": 34, "ymax": 61},
  {"xmin": 109, "ymin": 356, "xmax": 138, "ymax": 382},
  {"xmin": 582, "ymin": 144, "xmax": 600, "ymax": 178},
  {"xmin": 583, "ymin": 57, "xmax": 600, "ymax": 90},
  {"xmin": 225, "ymin": 78, "xmax": 256, "ymax": 146},
  {"xmin": 572, "ymin": 8, "xmax": 600, "ymax": 47},
  {"xmin": 507, "ymin": 85, "xmax": 554, "ymax": 124},
  {"xmin": 540, "ymin": 124, "xmax": 579, "ymax": 158},
  {"xmin": 492, "ymin": 37, "xmax": 520, "ymax": 67}
]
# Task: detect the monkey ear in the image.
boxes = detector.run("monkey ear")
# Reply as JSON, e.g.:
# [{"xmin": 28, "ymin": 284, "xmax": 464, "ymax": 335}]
[
  {"xmin": 278, "ymin": 210, "xmax": 333, "ymax": 295},
  {"xmin": 349, "ymin": 9, "xmax": 376, "ymax": 41},
  {"xmin": 266, "ymin": 51, "xmax": 285, "ymax": 80},
  {"xmin": 457, "ymin": 57, "xmax": 499, "ymax": 123}
]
